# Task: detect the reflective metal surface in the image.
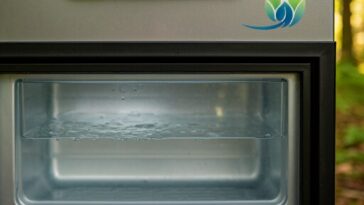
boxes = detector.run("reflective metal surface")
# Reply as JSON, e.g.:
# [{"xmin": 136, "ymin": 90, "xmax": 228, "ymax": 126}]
[{"xmin": 0, "ymin": 0, "xmax": 333, "ymax": 42}]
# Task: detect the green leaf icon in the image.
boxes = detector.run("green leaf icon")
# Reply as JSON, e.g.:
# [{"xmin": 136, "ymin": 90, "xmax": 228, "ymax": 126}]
[
  {"xmin": 266, "ymin": 0, "xmax": 281, "ymax": 9},
  {"xmin": 265, "ymin": 1, "xmax": 277, "ymax": 21},
  {"xmin": 264, "ymin": 0, "xmax": 305, "ymax": 25},
  {"xmin": 290, "ymin": 0, "xmax": 306, "ymax": 26},
  {"xmin": 288, "ymin": 0, "xmax": 304, "ymax": 10},
  {"xmin": 244, "ymin": 0, "xmax": 305, "ymax": 30}
]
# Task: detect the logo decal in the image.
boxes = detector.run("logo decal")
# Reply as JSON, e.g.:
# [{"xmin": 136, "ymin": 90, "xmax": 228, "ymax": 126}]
[{"xmin": 243, "ymin": 0, "xmax": 306, "ymax": 30}]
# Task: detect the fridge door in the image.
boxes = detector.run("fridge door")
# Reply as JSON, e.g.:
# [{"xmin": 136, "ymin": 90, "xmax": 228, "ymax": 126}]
[{"xmin": 15, "ymin": 74, "xmax": 299, "ymax": 205}]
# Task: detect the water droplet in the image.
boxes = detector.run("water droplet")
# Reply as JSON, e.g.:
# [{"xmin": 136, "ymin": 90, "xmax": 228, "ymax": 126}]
[{"xmin": 264, "ymin": 133, "xmax": 272, "ymax": 138}]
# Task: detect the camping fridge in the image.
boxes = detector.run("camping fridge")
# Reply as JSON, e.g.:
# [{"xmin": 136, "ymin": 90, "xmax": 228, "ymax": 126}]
[{"xmin": 0, "ymin": 0, "xmax": 335, "ymax": 204}]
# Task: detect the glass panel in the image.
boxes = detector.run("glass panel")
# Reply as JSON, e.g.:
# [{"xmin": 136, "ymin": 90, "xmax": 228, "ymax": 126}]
[{"xmin": 15, "ymin": 75, "xmax": 288, "ymax": 204}]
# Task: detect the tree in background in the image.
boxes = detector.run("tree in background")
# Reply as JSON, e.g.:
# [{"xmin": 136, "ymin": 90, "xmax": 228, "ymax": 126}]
[{"xmin": 341, "ymin": 0, "xmax": 357, "ymax": 64}]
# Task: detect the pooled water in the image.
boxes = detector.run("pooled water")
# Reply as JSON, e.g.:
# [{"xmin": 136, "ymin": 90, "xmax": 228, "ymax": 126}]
[{"xmin": 24, "ymin": 112, "xmax": 278, "ymax": 140}]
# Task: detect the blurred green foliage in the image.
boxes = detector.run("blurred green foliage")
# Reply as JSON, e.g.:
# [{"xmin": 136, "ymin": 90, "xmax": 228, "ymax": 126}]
[
  {"xmin": 337, "ymin": 149, "xmax": 364, "ymax": 164},
  {"xmin": 336, "ymin": 62, "xmax": 364, "ymax": 169},
  {"xmin": 335, "ymin": 0, "xmax": 364, "ymax": 203},
  {"xmin": 336, "ymin": 62, "xmax": 364, "ymax": 112},
  {"xmin": 344, "ymin": 125, "xmax": 364, "ymax": 146}
]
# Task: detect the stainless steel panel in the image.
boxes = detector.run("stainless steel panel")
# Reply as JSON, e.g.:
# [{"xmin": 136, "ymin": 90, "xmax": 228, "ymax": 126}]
[{"xmin": 0, "ymin": 0, "xmax": 333, "ymax": 41}]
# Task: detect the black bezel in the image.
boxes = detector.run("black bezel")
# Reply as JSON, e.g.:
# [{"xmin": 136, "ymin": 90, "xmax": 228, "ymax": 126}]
[{"xmin": 0, "ymin": 42, "xmax": 335, "ymax": 205}]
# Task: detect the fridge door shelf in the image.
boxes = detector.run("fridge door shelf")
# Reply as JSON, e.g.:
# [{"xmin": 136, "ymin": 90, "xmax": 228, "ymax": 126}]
[
  {"xmin": 21, "ymin": 112, "xmax": 282, "ymax": 140},
  {"xmin": 18, "ymin": 77, "xmax": 286, "ymax": 141}
]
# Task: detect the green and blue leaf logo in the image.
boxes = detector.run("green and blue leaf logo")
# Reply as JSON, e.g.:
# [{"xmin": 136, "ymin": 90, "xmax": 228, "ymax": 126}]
[{"xmin": 243, "ymin": 0, "xmax": 306, "ymax": 30}]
